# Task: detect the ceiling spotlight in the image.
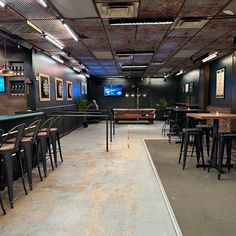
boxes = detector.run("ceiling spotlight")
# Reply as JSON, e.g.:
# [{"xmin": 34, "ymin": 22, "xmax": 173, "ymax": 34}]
[
  {"xmin": 0, "ymin": 0, "xmax": 6, "ymax": 8},
  {"xmin": 202, "ymin": 52, "xmax": 218, "ymax": 63},
  {"xmin": 176, "ymin": 69, "xmax": 184, "ymax": 76},
  {"xmin": 223, "ymin": 9, "xmax": 234, "ymax": 15},
  {"xmin": 38, "ymin": 0, "xmax": 47, "ymax": 8},
  {"xmin": 62, "ymin": 20, "xmax": 79, "ymax": 42}
]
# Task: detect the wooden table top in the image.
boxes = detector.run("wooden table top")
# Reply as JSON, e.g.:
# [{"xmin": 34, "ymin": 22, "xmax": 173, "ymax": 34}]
[{"xmin": 186, "ymin": 112, "xmax": 236, "ymax": 120}]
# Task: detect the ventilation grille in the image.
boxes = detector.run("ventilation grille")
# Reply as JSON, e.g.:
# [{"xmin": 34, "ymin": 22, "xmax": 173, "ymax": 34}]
[
  {"xmin": 97, "ymin": 2, "xmax": 139, "ymax": 18},
  {"xmin": 175, "ymin": 17, "xmax": 209, "ymax": 29}
]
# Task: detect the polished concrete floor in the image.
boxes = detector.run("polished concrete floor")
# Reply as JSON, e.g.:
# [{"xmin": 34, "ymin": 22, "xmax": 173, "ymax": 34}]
[{"xmin": 0, "ymin": 121, "xmax": 181, "ymax": 236}]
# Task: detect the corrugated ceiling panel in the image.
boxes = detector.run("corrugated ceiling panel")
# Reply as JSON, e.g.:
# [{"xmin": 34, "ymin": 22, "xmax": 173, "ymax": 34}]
[
  {"xmin": 83, "ymin": 38, "xmax": 111, "ymax": 51},
  {"xmin": 109, "ymin": 39, "xmax": 135, "ymax": 52},
  {"xmin": 0, "ymin": 7, "xmax": 24, "ymax": 21},
  {"xmin": 133, "ymin": 55, "xmax": 153, "ymax": 64},
  {"xmin": 31, "ymin": 19, "xmax": 71, "ymax": 40},
  {"xmin": 6, "ymin": 0, "xmax": 57, "ymax": 19},
  {"xmin": 69, "ymin": 18, "xmax": 107, "ymax": 39},
  {"xmin": 178, "ymin": 0, "xmax": 231, "ymax": 17},
  {"xmin": 167, "ymin": 28, "xmax": 199, "ymax": 38},
  {"xmin": 50, "ymin": 0, "xmax": 98, "ymax": 18},
  {"xmin": 139, "ymin": 0, "xmax": 184, "ymax": 18}
]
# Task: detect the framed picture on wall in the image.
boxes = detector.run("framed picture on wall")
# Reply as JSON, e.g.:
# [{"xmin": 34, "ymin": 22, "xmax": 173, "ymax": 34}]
[
  {"xmin": 55, "ymin": 77, "xmax": 63, "ymax": 101},
  {"xmin": 189, "ymin": 82, "xmax": 194, "ymax": 93},
  {"xmin": 66, "ymin": 81, "xmax": 73, "ymax": 100},
  {"xmin": 81, "ymin": 81, "xmax": 87, "ymax": 95},
  {"xmin": 185, "ymin": 83, "xmax": 189, "ymax": 93},
  {"xmin": 216, "ymin": 67, "xmax": 225, "ymax": 98},
  {"xmin": 39, "ymin": 73, "xmax": 50, "ymax": 101}
]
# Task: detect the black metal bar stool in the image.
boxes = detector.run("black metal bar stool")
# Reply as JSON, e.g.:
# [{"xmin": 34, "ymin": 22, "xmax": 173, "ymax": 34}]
[
  {"xmin": 179, "ymin": 128, "xmax": 205, "ymax": 170},
  {"xmin": 196, "ymin": 124, "xmax": 213, "ymax": 157},
  {"xmin": 0, "ymin": 128, "xmax": 6, "ymax": 215},
  {"xmin": 37, "ymin": 117, "xmax": 55, "ymax": 178},
  {"xmin": 21, "ymin": 120, "xmax": 43, "ymax": 190},
  {"xmin": 0, "ymin": 124, "xmax": 27, "ymax": 209},
  {"xmin": 217, "ymin": 133, "xmax": 236, "ymax": 180},
  {"xmin": 49, "ymin": 115, "xmax": 63, "ymax": 167}
]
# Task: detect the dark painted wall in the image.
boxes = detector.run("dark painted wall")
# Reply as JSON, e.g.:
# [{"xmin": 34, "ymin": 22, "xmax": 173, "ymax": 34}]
[
  {"xmin": 209, "ymin": 54, "xmax": 232, "ymax": 106},
  {"xmin": 88, "ymin": 77, "xmax": 177, "ymax": 109},
  {"xmin": 32, "ymin": 51, "xmax": 87, "ymax": 109},
  {"xmin": 176, "ymin": 69, "xmax": 200, "ymax": 105}
]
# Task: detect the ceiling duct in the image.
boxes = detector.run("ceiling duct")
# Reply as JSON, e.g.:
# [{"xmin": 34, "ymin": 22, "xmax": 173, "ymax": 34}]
[
  {"xmin": 96, "ymin": 2, "xmax": 139, "ymax": 18},
  {"xmin": 175, "ymin": 17, "xmax": 209, "ymax": 29}
]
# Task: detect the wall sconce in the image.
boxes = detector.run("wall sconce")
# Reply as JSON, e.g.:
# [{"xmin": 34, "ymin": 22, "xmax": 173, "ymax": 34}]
[
  {"xmin": 131, "ymin": 93, "xmax": 135, "ymax": 97},
  {"xmin": 142, "ymin": 93, "xmax": 147, "ymax": 97},
  {"xmin": 125, "ymin": 93, "xmax": 129, "ymax": 97}
]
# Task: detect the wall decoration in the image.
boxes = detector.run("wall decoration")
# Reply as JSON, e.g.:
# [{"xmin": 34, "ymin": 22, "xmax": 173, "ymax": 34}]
[
  {"xmin": 185, "ymin": 83, "xmax": 189, "ymax": 93},
  {"xmin": 55, "ymin": 77, "xmax": 63, "ymax": 100},
  {"xmin": 189, "ymin": 82, "xmax": 194, "ymax": 93},
  {"xmin": 216, "ymin": 68, "xmax": 225, "ymax": 98},
  {"xmin": 39, "ymin": 73, "xmax": 50, "ymax": 101},
  {"xmin": 81, "ymin": 81, "xmax": 87, "ymax": 95},
  {"xmin": 66, "ymin": 81, "xmax": 73, "ymax": 100}
]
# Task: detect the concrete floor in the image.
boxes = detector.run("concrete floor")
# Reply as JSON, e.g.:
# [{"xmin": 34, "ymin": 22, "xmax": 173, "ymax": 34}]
[{"xmin": 0, "ymin": 121, "xmax": 181, "ymax": 236}]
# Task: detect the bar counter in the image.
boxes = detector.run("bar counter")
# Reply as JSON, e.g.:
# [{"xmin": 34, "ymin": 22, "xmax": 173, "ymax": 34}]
[{"xmin": 0, "ymin": 112, "xmax": 45, "ymax": 132}]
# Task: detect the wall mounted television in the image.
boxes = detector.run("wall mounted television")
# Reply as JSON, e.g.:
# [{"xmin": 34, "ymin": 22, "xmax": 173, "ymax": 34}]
[
  {"xmin": 0, "ymin": 76, "xmax": 6, "ymax": 93},
  {"xmin": 104, "ymin": 84, "xmax": 122, "ymax": 96}
]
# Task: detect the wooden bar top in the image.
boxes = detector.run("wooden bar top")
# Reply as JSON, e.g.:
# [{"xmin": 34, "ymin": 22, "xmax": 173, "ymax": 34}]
[{"xmin": 186, "ymin": 112, "xmax": 236, "ymax": 120}]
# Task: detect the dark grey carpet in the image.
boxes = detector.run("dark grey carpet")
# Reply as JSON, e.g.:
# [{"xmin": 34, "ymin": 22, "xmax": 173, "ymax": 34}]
[{"xmin": 145, "ymin": 140, "xmax": 236, "ymax": 236}]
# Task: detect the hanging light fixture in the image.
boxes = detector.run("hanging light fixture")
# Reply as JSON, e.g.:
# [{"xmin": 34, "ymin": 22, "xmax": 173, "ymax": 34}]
[{"xmin": 0, "ymin": 37, "xmax": 16, "ymax": 76}]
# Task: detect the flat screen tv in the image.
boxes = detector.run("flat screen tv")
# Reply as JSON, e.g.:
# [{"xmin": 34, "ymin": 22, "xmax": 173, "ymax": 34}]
[
  {"xmin": 104, "ymin": 84, "xmax": 122, "ymax": 96},
  {"xmin": 0, "ymin": 76, "xmax": 6, "ymax": 93}
]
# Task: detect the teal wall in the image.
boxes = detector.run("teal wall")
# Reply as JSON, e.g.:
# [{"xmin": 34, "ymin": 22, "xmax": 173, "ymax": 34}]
[
  {"xmin": 177, "ymin": 69, "xmax": 200, "ymax": 104},
  {"xmin": 209, "ymin": 54, "xmax": 232, "ymax": 106}
]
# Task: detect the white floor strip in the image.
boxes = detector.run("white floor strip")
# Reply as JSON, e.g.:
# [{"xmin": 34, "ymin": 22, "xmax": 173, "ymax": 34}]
[{"xmin": 143, "ymin": 140, "xmax": 183, "ymax": 236}]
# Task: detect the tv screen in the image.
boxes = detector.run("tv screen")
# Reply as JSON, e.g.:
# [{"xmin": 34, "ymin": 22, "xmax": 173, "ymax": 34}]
[
  {"xmin": 104, "ymin": 84, "xmax": 122, "ymax": 96},
  {"xmin": 0, "ymin": 76, "xmax": 6, "ymax": 93}
]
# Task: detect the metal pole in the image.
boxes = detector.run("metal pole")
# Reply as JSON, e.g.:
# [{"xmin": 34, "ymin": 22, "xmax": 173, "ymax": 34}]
[
  {"xmin": 110, "ymin": 114, "xmax": 112, "ymax": 142},
  {"xmin": 106, "ymin": 116, "xmax": 108, "ymax": 151}
]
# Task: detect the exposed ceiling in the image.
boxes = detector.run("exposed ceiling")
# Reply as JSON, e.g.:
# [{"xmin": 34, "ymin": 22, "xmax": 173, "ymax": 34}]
[{"xmin": 0, "ymin": 0, "xmax": 236, "ymax": 78}]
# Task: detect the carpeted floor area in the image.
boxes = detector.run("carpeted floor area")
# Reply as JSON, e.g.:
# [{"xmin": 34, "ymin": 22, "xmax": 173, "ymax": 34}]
[{"xmin": 144, "ymin": 140, "xmax": 236, "ymax": 236}]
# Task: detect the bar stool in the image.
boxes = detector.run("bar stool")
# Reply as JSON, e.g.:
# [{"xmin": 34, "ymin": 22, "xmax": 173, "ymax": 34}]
[
  {"xmin": 196, "ymin": 124, "xmax": 213, "ymax": 157},
  {"xmin": 21, "ymin": 120, "xmax": 42, "ymax": 190},
  {"xmin": 179, "ymin": 128, "xmax": 205, "ymax": 170},
  {"xmin": 49, "ymin": 115, "xmax": 64, "ymax": 167},
  {"xmin": 217, "ymin": 133, "xmax": 236, "ymax": 180},
  {"xmin": 0, "ymin": 124, "xmax": 27, "ymax": 209},
  {"xmin": 0, "ymin": 128, "xmax": 6, "ymax": 215},
  {"xmin": 37, "ymin": 117, "xmax": 55, "ymax": 177}
]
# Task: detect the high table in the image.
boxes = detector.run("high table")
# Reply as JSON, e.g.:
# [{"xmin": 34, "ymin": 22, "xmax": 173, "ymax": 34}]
[{"xmin": 186, "ymin": 112, "xmax": 236, "ymax": 166}]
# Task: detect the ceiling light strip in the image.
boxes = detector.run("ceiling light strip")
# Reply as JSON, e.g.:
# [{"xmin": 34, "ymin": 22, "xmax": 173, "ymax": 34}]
[
  {"xmin": 116, "ymin": 51, "xmax": 154, "ymax": 56},
  {"xmin": 27, "ymin": 20, "xmax": 43, "ymax": 34},
  {"xmin": 62, "ymin": 21, "xmax": 78, "ymax": 42},
  {"xmin": 52, "ymin": 55, "xmax": 64, "ymax": 64},
  {"xmin": 121, "ymin": 65, "xmax": 148, "ymax": 69},
  {"xmin": 73, "ymin": 67, "xmax": 81, "ymax": 73},
  {"xmin": 44, "ymin": 34, "xmax": 64, "ymax": 50},
  {"xmin": 202, "ymin": 52, "xmax": 218, "ymax": 63},
  {"xmin": 0, "ymin": 0, "xmax": 6, "ymax": 8},
  {"xmin": 109, "ymin": 18, "xmax": 174, "ymax": 26},
  {"xmin": 38, "ymin": 0, "xmax": 47, "ymax": 8},
  {"xmin": 176, "ymin": 69, "xmax": 184, "ymax": 76}
]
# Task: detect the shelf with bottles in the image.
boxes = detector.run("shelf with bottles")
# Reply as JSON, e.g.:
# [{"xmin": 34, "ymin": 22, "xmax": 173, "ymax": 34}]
[
  {"xmin": 9, "ymin": 61, "xmax": 25, "ymax": 77},
  {"xmin": 10, "ymin": 81, "xmax": 26, "ymax": 96}
]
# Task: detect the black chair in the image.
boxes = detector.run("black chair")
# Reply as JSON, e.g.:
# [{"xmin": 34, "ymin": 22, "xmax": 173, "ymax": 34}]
[
  {"xmin": 0, "ymin": 124, "xmax": 27, "ymax": 209},
  {"xmin": 49, "ymin": 115, "xmax": 63, "ymax": 168},
  {"xmin": 37, "ymin": 117, "xmax": 55, "ymax": 177},
  {"xmin": 0, "ymin": 128, "xmax": 6, "ymax": 215},
  {"xmin": 21, "ymin": 120, "xmax": 43, "ymax": 190},
  {"xmin": 217, "ymin": 133, "xmax": 236, "ymax": 180},
  {"xmin": 179, "ymin": 128, "xmax": 205, "ymax": 170}
]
